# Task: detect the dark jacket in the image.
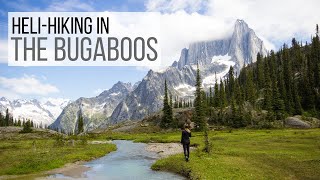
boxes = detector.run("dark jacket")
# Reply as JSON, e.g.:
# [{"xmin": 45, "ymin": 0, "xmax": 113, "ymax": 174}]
[{"xmin": 181, "ymin": 129, "xmax": 191, "ymax": 144}]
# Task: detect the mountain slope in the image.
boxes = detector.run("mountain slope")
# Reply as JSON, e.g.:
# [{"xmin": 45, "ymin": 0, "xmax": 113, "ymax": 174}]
[
  {"xmin": 49, "ymin": 81, "xmax": 135, "ymax": 133},
  {"xmin": 110, "ymin": 20, "xmax": 267, "ymax": 124}
]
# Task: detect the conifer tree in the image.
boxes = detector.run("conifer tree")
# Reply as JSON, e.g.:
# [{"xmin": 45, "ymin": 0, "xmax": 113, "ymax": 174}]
[
  {"xmin": 0, "ymin": 112, "xmax": 3, "ymax": 127},
  {"xmin": 227, "ymin": 66, "xmax": 235, "ymax": 102},
  {"xmin": 21, "ymin": 120, "xmax": 32, "ymax": 133},
  {"xmin": 312, "ymin": 25, "xmax": 320, "ymax": 89},
  {"xmin": 256, "ymin": 53, "xmax": 265, "ymax": 89},
  {"xmin": 282, "ymin": 45, "xmax": 294, "ymax": 114},
  {"xmin": 292, "ymin": 80, "xmax": 302, "ymax": 115},
  {"xmin": 193, "ymin": 65, "xmax": 206, "ymax": 131},
  {"xmin": 77, "ymin": 111, "xmax": 84, "ymax": 134},
  {"xmin": 209, "ymin": 87, "xmax": 213, "ymax": 107},
  {"xmin": 219, "ymin": 79, "xmax": 227, "ymax": 108},
  {"xmin": 234, "ymin": 79, "xmax": 244, "ymax": 107},
  {"xmin": 203, "ymin": 91, "xmax": 210, "ymax": 116},
  {"xmin": 169, "ymin": 95, "xmax": 174, "ymax": 126},
  {"xmin": 272, "ymin": 81, "xmax": 285, "ymax": 120},
  {"xmin": 246, "ymin": 68, "xmax": 255, "ymax": 106},
  {"xmin": 213, "ymin": 79, "xmax": 219, "ymax": 108},
  {"xmin": 161, "ymin": 80, "xmax": 173, "ymax": 128},
  {"xmin": 169, "ymin": 94, "xmax": 173, "ymax": 109},
  {"xmin": 5, "ymin": 108, "xmax": 9, "ymax": 126},
  {"xmin": 263, "ymin": 57, "xmax": 273, "ymax": 111}
]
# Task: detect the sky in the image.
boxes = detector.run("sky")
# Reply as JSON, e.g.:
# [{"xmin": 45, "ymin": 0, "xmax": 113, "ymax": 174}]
[{"xmin": 0, "ymin": 0, "xmax": 319, "ymax": 101}]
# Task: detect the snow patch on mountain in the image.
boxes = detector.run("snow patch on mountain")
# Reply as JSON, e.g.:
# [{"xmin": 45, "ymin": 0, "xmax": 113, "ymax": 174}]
[
  {"xmin": 174, "ymin": 84, "xmax": 196, "ymax": 97},
  {"xmin": 202, "ymin": 54, "xmax": 235, "ymax": 87},
  {"xmin": 110, "ymin": 92, "xmax": 120, "ymax": 96},
  {"xmin": 211, "ymin": 54, "xmax": 232, "ymax": 64}
]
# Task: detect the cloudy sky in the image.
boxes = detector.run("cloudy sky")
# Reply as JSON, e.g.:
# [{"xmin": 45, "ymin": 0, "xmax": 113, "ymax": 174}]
[{"xmin": 0, "ymin": 0, "xmax": 319, "ymax": 100}]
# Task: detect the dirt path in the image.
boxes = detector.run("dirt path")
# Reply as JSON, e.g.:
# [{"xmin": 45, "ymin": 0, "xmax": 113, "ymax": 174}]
[{"xmin": 146, "ymin": 143, "xmax": 194, "ymax": 158}]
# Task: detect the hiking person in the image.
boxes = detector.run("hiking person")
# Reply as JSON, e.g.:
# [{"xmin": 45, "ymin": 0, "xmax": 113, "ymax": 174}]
[{"xmin": 181, "ymin": 124, "xmax": 191, "ymax": 162}]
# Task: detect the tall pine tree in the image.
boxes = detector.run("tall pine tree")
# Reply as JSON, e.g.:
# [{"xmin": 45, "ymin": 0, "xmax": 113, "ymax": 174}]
[
  {"xmin": 77, "ymin": 111, "xmax": 84, "ymax": 134},
  {"xmin": 161, "ymin": 80, "xmax": 173, "ymax": 128},
  {"xmin": 193, "ymin": 65, "xmax": 206, "ymax": 131}
]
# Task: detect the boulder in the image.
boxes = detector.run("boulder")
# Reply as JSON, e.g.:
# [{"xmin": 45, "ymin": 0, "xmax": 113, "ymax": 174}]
[{"xmin": 284, "ymin": 117, "xmax": 311, "ymax": 129}]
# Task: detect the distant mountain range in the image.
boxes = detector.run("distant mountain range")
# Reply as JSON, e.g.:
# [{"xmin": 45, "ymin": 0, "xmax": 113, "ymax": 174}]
[
  {"xmin": 0, "ymin": 97, "xmax": 71, "ymax": 126},
  {"xmin": 0, "ymin": 20, "xmax": 268, "ymax": 133},
  {"xmin": 49, "ymin": 81, "xmax": 140, "ymax": 133}
]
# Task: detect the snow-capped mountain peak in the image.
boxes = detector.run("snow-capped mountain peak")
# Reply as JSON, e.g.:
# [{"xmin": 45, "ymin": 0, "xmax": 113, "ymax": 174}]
[
  {"xmin": 0, "ymin": 97, "xmax": 71, "ymax": 126},
  {"xmin": 110, "ymin": 19, "xmax": 268, "ymax": 123}
]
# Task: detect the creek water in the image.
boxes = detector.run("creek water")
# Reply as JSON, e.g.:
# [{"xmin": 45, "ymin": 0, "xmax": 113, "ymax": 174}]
[{"xmin": 51, "ymin": 140, "xmax": 185, "ymax": 180}]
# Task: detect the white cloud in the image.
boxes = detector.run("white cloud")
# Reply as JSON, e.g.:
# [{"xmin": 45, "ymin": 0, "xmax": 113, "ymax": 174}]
[
  {"xmin": 144, "ymin": 0, "xmax": 320, "ymax": 66},
  {"xmin": 158, "ymin": 11, "xmax": 233, "ymax": 66},
  {"xmin": 206, "ymin": 0, "xmax": 320, "ymax": 46},
  {"xmin": 126, "ymin": 10, "xmax": 234, "ymax": 68},
  {"xmin": 0, "ymin": 88, "xmax": 21, "ymax": 100},
  {"xmin": 0, "ymin": 74, "xmax": 59, "ymax": 97}
]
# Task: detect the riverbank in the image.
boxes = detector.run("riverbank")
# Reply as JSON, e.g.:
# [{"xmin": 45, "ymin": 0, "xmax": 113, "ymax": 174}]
[
  {"xmin": 0, "ymin": 128, "xmax": 116, "ymax": 178},
  {"xmin": 43, "ymin": 161, "xmax": 89, "ymax": 179},
  {"xmin": 0, "ymin": 161, "xmax": 91, "ymax": 180},
  {"xmin": 42, "ymin": 140, "xmax": 114, "ymax": 179}
]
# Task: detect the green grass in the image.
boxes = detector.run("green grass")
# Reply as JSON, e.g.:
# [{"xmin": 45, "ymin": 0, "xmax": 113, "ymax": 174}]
[
  {"xmin": 94, "ymin": 129, "xmax": 320, "ymax": 179},
  {"xmin": 0, "ymin": 139, "xmax": 116, "ymax": 175},
  {"xmin": 151, "ymin": 129, "xmax": 320, "ymax": 179}
]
